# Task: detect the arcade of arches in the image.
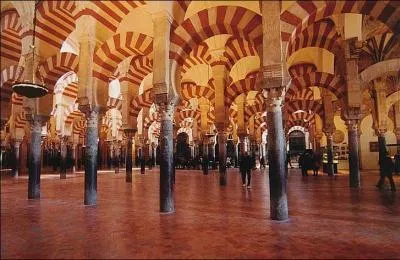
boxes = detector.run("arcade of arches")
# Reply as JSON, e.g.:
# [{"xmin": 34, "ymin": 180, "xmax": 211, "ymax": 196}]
[{"xmin": 1, "ymin": 1, "xmax": 400, "ymax": 258}]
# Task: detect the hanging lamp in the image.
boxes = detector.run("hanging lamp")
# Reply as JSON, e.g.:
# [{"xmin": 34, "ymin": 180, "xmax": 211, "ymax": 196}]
[{"xmin": 12, "ymin": 0, "xmax": 48, "ymax": 98}]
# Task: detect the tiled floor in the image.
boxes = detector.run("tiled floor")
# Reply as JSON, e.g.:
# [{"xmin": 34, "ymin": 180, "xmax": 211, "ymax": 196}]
[{"xmin": 1, "ymin": 168, "xmax": 400, "ymax": 259}]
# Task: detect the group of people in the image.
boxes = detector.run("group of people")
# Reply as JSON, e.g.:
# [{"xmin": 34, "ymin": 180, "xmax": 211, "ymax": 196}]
[{"xmin": 298, "ymin": 149, "xmax": 322, "ymax": 176}]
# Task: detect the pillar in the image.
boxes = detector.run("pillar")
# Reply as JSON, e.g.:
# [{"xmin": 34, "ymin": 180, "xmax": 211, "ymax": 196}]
[
  {"xmin": 159, "ymin": 104, "xmax": 175, "ymax": 213},
  {"xmin": 28, "ymin": 115, "xmax": 47, "ymax": 199},
  {"xmin": 60, "ymin": 136, "xmax": 68, "ymax": 179},
  {"xmin": 202, "ymin": 135, "xmax": 209, "ymax": 175},
  {"xmin": 265, "ymin": 89, "xmax": 288, "ymax": 220},
  {"xmin": 72, "ymin": 143, "xmax": 77, "ymax": 173},
  {"xmin": 12, "ymin": 141, "xmax": 21, "ymax": 177},
  {"xmin": 114, "ymin": 141, "xmax": 119, "ymax": 174},
  {"xmin": 124, "ymin": 129, "xmax": 135, "ymax": 182},
  {"xmin": 347, "ymin": 120, "xmax": 360, "ymax": 187},
  {"xmin": 325, "ymin": 132, "xmax": 335, "ymax": 176},
  {"xmin": 84, "ymin": 109, "xmax": 100, "ymax": 206},
  {"xmin": 217, "ymin": 129, "xmax": 227, "ymax": 186}
]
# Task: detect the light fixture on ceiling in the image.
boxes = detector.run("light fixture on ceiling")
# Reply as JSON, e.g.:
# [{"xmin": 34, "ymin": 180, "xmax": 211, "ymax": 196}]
[{"xmin": 12, "ymin": 0, "xmax": 48, "ymax": 98}]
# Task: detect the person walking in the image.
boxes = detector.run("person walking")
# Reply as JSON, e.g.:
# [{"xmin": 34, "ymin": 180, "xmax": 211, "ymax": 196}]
[
  {"xmin": 376, "ymin": 155, "xmax": 396, "ymax": 192},
  {"xmin": 240, "ymin": 152, "xmax": 252, "ymax": 189},
  {"xmin": 313, "ymin": 151, "xmax": 322, "ymax": 176}
]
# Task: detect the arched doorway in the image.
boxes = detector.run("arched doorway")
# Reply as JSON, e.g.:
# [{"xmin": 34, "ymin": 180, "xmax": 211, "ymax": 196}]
[{"xmin": 288, "ymin": 130, "xmax": 306, "ymax": 155}]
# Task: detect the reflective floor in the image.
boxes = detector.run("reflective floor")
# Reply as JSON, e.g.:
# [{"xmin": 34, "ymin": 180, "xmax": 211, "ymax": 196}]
[{"xmin": 1, "ymin": 168, "xmax": 400, "ymax": 259}]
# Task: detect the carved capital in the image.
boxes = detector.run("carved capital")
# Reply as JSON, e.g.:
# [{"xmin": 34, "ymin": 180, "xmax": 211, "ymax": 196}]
[
  {"xmin": 124, "ymin": 128, "xmax": 137, "ymax": 139},
  {"xmin": 346, "ymin": 119, "xmax": 359, "ymax": 131},
  {"xmin": 263, "ymin": 87, "xmax": 284, "ymax": 111},
  {"xmin": 261, "ymin": 64, "xmax": 283, "ymax": 89}
]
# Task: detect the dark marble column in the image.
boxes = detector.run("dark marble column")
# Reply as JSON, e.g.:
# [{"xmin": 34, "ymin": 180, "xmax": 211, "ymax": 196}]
[
  {"xmin": 12, "ymin": 141, "xmax": 21, "ymax": 177},
  {"xmin": 326, "ymin": 133, "xmax": 335, "ymax": 176},
  {"xmin": 124, "ymin": 129, "xmax": 135, "ymax": 183},
  {"xmin": 202, "ymin": 138, "xmax": 208, "ymax": 175},
  {"xmin": 217, "ymin": 131, "xmax": 227, "ymax": 186},
  {"xmin": 378, "ymin": 133, "xmax": 387, "ymax": 177},
  {"xmin": 72, "ymin": 143, "xmax": 77, "ymax": 173},
  {"xmin": 114, "ymin": 141, "xmax": 119, "ymax": 174},
  {"xmin": 159, "ymin": 104, "xmax": 174, "ymax": 213},
  {"xmin": 84, "ymin": 109, "xmax": 100, "ymax": 206},
  {"xmin": 28, "ymin": 115, "xmax": 47, "ymax": 199},
  {"xmin": 266, "ymin": 102, "xmax": 288, "ymax": 221},
  {"xmin": 60, "ymin": 137, "xmax": 68, "ymax": 179},
  {"xmin": 347, "ymin": 121, "xmax": 360, "ymax": 188}
]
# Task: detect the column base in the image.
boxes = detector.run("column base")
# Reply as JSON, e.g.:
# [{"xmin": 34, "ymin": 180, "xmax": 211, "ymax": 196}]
[
  {"xmin": 84, "ymin": 190, "xmax": 97, "ymax": 206},
  {"xmin": 60, "ymin": 173, "xmax": 67, "ymax": 179},
  {"xmin": 126, "ymin": 172, "xmax": 132, "ymax": 183}
]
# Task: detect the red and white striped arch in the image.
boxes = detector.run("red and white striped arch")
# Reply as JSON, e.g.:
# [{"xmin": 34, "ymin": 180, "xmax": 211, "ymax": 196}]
[
  {"xmin": 14, "ymin": 112, "xmax": 27, "ymax": 129},
  {"xmin": 288, "ymin": 63, "xmax": 317, "ymax": 79},
  {"xmin": 54, "ymin": 72, "xmax": 79, "ymax": 101},
  {"xmin": 11, "ymin": 93, "xmax": 23, "ymax": 106},
  {"xmin": 1, "ymin": 65, "xmax": 23, "ymax": 103},
  {"xmin": 285, "ymin": 88, "xmax": 315, "ymax": 102},
  {"xmin": 245, "ymin": 102, "xmax": 264, "ymax": 121},
  {"xmin": 287, "ymin": 72, "xmax": 345, "ymax": 100},
  {"xmin": 176, "ymin": 108, "xmax": 200, "ymax": 123},
  {"xmin": 37, "ymin": 52, "xmax": 79, "ymax": 90},
  {"xmin": 287, "ymin": 111, "xmax": 316, "ymax": 124},
  {"xmin": 181, "ymin": 43, "xmax": 212, "ymax": 74},
  {"xmin": 170, "ymin": 6, "xmax": 262, "ymax": 65},
  {"xmin": 286, "ymin": 19, "xmax": 342, "ymax": 60},
  {"xmin": 123, "ymin": 55, "xmax": 153, "ymax": 86},
  {"xmin": 129, "ymin": 89, "xmax": 153, "ymax": 118},
  {"xmin": 225, "ymin": 77, "xmax": 258, "ymax": 107},
  {"xmin": 75, "ymin": 1, "xmax": 146, "ymax": 33},
  {"xmin": 93, "ymin": 32, "xmax": 153, "ymax": 84},
  {"xmin": 1, "ymin": 9, "xmax": 22, "ymax": 65},
  {"xmin": 284, "ymin": 100, "xmax": 324, "ymax": 119},
  {"xmin": 280, "ymin": 1, "xmax": 399, "ymax": 43},
  {"xmin": 285, "ymin": 118, "xmax": 314, "ymax": 132},
  {"xmin": 224, "ymin": 37, "xmax": 258, "ymax": 70},
  {"xmin": 181, "ymin": 81, "xmax": 215, "ymax": 103},
  {"xmin": 73, "ymin": 119, "xmax": 86, "ymax": 136},
  {"xmin": 144, "ymin": 112, "xmax": 160, "ymax": 130},
  {"xmin": 34, "ymin": 1, "xmax": 76, "ymax": 52}
]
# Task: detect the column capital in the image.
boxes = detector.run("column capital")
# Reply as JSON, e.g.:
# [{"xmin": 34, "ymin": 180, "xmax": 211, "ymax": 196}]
[
  {"xmin": 260, "ymin": 64, "xmax": 283, "ymax": 89},
  {"xmin": 263, "ymin": 87, "xmax": 284, "ymax": 111},
  {"xmin": 124, "ymin": 128, "xmax": 137, "ymax": 138},
  {"xmin": 346, "ymin": 119, "xmax": 359, "ymax": 131},
  {"xmin": 394, "ymin": 128, "xmax": 400, "ymax": 139}
]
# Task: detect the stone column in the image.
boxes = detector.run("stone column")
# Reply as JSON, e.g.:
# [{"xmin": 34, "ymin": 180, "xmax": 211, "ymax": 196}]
[
  {"xmin": 72, "ymin": 143, "xmax": 77, "ymax": 173},
  {"xmin": 124, "ymin": 129, "xmax": 135, "ymax": 183},
  {"xmin": 347, "ymin": 120, "xmax": 360, "ymax": 187},
  {"xmin": 60, "ymin": 136, "xmax": 68, "ymax": 179},
  {"xmin": 28, "ymin": 115, "xmax": 47, "ymax": 199},
  {"xmin": 377, "ymin": 130, "xmax": 387, "ymax": 176},
  {"xmin": 325, "ymin": 132, "xmax": 335, "ymax": 176},
  {"xmin": 12, "ymin": 141, "xmax": 21, "ymax": 177},
  {"xmin": 202, "ymin": 135, "xmax": 209, "ymax": 175},
  {"xmin": 114, "ymin": 141, "xmax": 119, "ymax": 174},
  {"xmin": 217, "ymin": 129, "xmax": 227, "ymax": 185},
  {"xmin": 265, "ymin": 88, "xmax": 288, "ymax": 220},
  {"xmin": 83, "ymin": 109, "xmax": 100, "ymax": 206},
  {"xmin": 159, "ymin": 104, "xmax": 175, "ymax": 213}
]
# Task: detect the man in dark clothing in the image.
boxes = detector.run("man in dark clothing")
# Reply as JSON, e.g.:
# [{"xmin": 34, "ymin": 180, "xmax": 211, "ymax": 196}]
[
  {"xmin": 376, "ymin": 156, "xmax": 396, "ymax": 191},
  {"xmin": 298, "ymin": 152, "xmax": 308, "ymax": 176},
  {"xmin": 240, "ymin": 152, "xmax": 252, "ymax": 189}
]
